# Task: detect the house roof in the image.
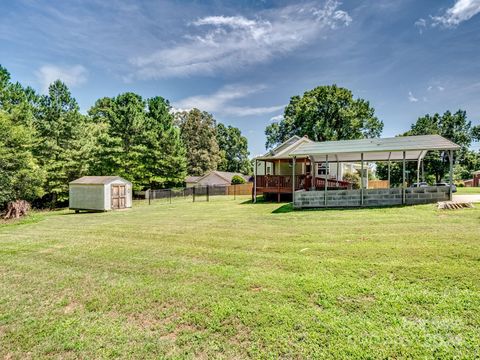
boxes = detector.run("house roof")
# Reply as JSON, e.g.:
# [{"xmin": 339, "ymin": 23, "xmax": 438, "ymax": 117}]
[
  {"xmin": 187, "ymin": 171, "xmax": 250, "ymax": 184},
  {"xmin": 185, "ymin": 176, "xmax": 201, "ymax": 183},
  {"xmin": 289, "ymin": 135, "xmax": 460, "ymax": 162},
  {"xmin": 69, "ymin": 176, "xmax": 131, "ymax": 185},
  {"xmin": 256, "ymin": 135, "xmax": 313, "ymax": 160}
]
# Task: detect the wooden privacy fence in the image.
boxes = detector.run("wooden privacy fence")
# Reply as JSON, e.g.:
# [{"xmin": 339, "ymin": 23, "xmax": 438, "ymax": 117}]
[
  {"xmin": 368, "ymin": 180, "xmax": 389, "ymax": 189},
  {"xmin": 226, "ymin": 183, "xmax": 253, "ymax": 196}
]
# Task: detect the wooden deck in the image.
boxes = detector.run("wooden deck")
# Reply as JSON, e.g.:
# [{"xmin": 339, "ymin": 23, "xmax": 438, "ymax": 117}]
[{"xmin": 255, "ymin": 175, "xmax": 351, "ymax": 196}]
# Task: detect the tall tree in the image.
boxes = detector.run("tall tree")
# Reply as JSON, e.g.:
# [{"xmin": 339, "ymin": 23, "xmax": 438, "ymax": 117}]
[
  {"xmin": 0, "ymin": 111, "xmax": 44, "ymax": 208},
  {"xmin": 34, "ymin": 80, "xmax": 89, "ymax": 205},
  {"xmin": 216, "ymin": 123, "xmax": 251, "ymax": 174},
  {"xmin": 377, "ymin": 110, "xmax": 479, "ymax": 184},
  {"xmin": 142, "ymin": 96, "xmax": 187, "ymax": 188},
  {"xmin": 265, "ymin": 84, "xmax": 383, "ymax": 149},
  {"xmin": 88, "ymin": 93, "xmax": 146, "ymax": 188},
  {"xmin": 406, "ymin": 110, "xmax": 477, "ymax": 182},
  {"xmin": 176, "ymin": 109, "xmax": 220, "ymax": 176}
]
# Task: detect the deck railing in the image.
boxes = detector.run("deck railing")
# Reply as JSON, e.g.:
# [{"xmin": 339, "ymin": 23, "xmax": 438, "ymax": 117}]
[
  {"xmin": 256, "ymin": 175, "xmax": 305, "ymax": 190},
  {"xmin": 256, "ymin": 175, "xmax": 351, "ymax": 191}
]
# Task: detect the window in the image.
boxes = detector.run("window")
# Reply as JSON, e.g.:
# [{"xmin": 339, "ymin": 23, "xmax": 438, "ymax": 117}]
[{"xmin": 317, "ymin": 163, "xmax": 328, "ymax": 176}]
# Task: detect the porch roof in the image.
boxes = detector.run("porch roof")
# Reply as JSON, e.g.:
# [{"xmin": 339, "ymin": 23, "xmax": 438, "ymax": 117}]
[{"xmin": 288, "ymin": 135, "xmax": 460, "ymax": 162}]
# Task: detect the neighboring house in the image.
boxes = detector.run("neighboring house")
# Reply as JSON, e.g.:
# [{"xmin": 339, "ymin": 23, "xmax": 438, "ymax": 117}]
[
  {"xmin": 254, "ymin": 135, "xmax": 357, "ymax": 201},
  {"xmin": 185, "ymin": 171, "xmax": 251, "ymax": 187},
  {"xmin": 69, "ymin": 176, "xmax": 132, "ymax": 212},
  {"xmin": 464, "ymin": 170, "xmax": 480, "ymax": 187}
]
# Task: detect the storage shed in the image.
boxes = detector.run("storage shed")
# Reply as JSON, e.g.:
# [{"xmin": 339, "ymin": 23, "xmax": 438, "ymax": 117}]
[{"xmin": 69, "ymin": 176, "xmax": 132, "ymax": 212}]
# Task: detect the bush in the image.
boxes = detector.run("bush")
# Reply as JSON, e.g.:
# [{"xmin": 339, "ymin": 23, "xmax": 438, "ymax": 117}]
[
  {"xmin": 343, "ymin": 172, "xmax": 360, "ymax": 189},
  {"xmin": 231, "ymin": 175, "xmax": 246, "ymax": 185}
]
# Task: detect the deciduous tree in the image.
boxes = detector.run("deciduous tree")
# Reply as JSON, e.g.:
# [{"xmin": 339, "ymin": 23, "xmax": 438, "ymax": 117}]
[{"xmin": 265, "ymin": 84, "xmax": 383, "ymax": 149}]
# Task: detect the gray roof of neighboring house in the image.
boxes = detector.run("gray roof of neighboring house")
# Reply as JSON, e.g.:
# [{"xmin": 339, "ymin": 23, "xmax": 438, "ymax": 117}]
[
  {"xmin": 69, "ymin": 176, "xmax": 131, "ymax": 185},
  {"xmin": 185, "ymin": 176, "xmax": 201, "ymax": 183},
  {"xmin": 186, "ymin": 171, "xmax": 251, "ymax": 184}
]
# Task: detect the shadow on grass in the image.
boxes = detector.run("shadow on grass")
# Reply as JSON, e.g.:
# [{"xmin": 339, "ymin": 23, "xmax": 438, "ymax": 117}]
[{"xmin": 271, "ymin": 203, "xmax": 421, "ymax": 214}]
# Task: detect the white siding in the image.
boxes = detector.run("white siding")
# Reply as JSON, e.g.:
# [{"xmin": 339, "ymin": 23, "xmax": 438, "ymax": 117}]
[{"xmin": 104, "ymin": 180, "xmax": 132, "ymax": 210}]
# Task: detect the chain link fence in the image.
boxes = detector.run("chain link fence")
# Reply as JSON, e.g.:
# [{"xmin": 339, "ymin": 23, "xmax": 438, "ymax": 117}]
[{"xmin": 141, "ymin": 184, "xmax": 252, "ymax": 205}]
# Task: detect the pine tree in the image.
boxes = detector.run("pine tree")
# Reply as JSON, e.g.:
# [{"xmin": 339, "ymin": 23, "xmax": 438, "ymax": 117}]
[
  {"xmin": 142, "ymin": 96, "xmax": 187, "ymax": 188},
  {"xmin": 176, "ymin": 109, "xmax": 220, "ymax": 176}
]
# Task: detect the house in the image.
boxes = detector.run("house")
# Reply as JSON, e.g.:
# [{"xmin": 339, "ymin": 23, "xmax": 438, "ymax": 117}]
[
  {"xmin": 185, "ymin": 171, "xmax": 251, "ymax": 187},
  {"xmin": 464, "ymin": 170, "xmax": 480, "ymax": 187},
  {"xmin": 254, "ymin": 135, "xmax": 358, "ymax": 202},
  {"xmin": 69, "ymin": 176, "xmax": 132, "ymax": 212}
]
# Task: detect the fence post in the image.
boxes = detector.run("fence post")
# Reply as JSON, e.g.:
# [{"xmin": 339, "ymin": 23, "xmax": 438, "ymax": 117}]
[
  {"xmin": 193, "ymin": 186, "xmax": 195, "ymax": 202},
  {"xmin": 169, "ymin": 189, "xmax": 172, "ymax": 204},
  {"xmin": 148, "ymin": 189, "xmax": 151, "ymax": 205},
  {"xmin": 206, "ymin": 185, "xmax": 210, "ymax": 202},
  {"xmin": 234, "ymin": 184, "xmax": 236, "ymax": 200}
]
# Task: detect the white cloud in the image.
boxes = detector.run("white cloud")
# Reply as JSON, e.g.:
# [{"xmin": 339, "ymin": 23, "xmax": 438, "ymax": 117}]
[
  {"xmin": 173, "ymin": 84, "xmax": 283, "ymax": 117},
  {"xmin": 130, "ymin": 0, "xmax": 351, "ymax": 79},
  {"xmin": 431, "ymin": 0, "xmax": 480, "ymax": 28},
  {"xmin": 438, "ymin": 85, "xmax": 445, "ymax": 91},
  {"xmin": 270, "ymin": 114, "xmax": 284, "ymax": 122},
  {"xmin": 414, "ymin": 18, "xmax": 427, "ymax": 33},
  {"xmin": 35, "ymin": 64, "xmax": 88, "ymax": 93},
  {"xmin": 408, "ymin": 91, "xmax": 419, "ymax": 102}
]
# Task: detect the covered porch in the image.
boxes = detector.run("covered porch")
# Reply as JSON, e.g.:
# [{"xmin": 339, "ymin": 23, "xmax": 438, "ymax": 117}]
[{"xmin": 253, "ymin": 158, "xmax": 352, "ymax": 202}]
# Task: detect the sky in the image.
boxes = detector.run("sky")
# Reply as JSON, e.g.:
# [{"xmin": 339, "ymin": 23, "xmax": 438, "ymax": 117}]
[{"xmin": 1, "ymin": 0, "xmax": 480, "ymax": 156}]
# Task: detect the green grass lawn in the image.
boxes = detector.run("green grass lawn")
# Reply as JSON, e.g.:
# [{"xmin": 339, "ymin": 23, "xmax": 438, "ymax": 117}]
[
  {"xmin": 456, "ymin": 187, "xmax": 480, "ymax": 194},
  {"xmin": 1, "ymin": 197, "xmax": 479, "ymax": 359}
]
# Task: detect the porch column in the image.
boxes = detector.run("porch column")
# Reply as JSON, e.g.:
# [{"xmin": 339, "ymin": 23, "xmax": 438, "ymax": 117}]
[
  {"xmin": 324, "ymin": 154, "xmax": 328, "ymax": 206},
  {"xmin": 277, "ymin": 159, "xmax": 281, "ymax": 203},
  {"xmin": 292, "ymin": 156, "xmax": 296, "ymax": 205},
  {"xmin": 402, "ymin": 151, "xmax": 406, "ymax": 204},
  {"xmin": 360, "ymin": 153, "xmax": 364, "ymax": 206},
  {"xmin": 311, "ymin": 156, "xmax": 316, "ymax": 190},
  {"xmin": 449, "ymin": 150, "xmax": 454, "ymax": 201},
  {"xmin": 253, "ymin": 159, "xmax": 257, "ymax": 203}
]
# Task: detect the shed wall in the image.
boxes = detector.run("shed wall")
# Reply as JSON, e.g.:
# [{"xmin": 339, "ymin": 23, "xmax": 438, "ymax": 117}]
[{"xmin": 69, "ymin": 184, "xmax": 105, "ymax": 210}]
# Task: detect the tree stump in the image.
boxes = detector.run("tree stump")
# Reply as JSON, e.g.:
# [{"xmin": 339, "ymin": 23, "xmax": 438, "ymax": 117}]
[{"xmin": 4, "ymin": 200, "xmax": 31, "ymax": 219}]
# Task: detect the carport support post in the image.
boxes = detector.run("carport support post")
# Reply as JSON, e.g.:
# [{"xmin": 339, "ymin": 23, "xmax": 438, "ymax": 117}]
[
  {"xmin": 387, "ymin": 152, "xmax": 392, "ymax": 188},
  {"xmin": 449, "ymin": 150, "xmax": 454, "ymax": 200},
  {"xmin": 360, "ymin": 153, "xmax": 364, "ymax": 206},
  {"xmin": 324, "ymin": 154, "xmax": 328, "ymax": 206},
  {"xmin": 402, "ymin": 151, "xmax": 406, "ymax": 204}
]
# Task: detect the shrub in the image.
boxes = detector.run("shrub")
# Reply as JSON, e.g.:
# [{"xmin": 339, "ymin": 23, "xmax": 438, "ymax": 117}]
[
  {"xmin": 343, "ymin": 172, "xmax": 360, "ymax": 189},
  {"xmin": 231, "ymin": 175, "xmax": 246, "ymax": 185}
]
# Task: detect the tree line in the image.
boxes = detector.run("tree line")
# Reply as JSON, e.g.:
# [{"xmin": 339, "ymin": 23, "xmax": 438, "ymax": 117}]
[
  {"xmin": 0, "ymin": 65, "xmax": 250, "ymax": 209},
  {"xmin": 266, "ymin": 84, "xmax": 480, "ymax": 185}
]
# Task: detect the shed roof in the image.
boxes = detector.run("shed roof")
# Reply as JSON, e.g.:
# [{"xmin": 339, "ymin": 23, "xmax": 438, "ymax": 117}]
[
  {"xmin": 289, "ymin": 135, "xmax": 460, "ymax": 162},
  {"xmin": 70, "ymin": 176, "xmax": 131, "ymax": 185}
]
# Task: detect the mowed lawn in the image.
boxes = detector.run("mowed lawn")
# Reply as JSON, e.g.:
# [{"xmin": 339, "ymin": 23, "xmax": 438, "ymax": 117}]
[{"xmin": 1, "ymin": 198, "xmax": 479, "ymax": 359}]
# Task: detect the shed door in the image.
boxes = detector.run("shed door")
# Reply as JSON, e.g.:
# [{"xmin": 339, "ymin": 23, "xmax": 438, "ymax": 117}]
[{"xmin": 111, "ymin": 185, "xmax": 126, "ymax": 209}]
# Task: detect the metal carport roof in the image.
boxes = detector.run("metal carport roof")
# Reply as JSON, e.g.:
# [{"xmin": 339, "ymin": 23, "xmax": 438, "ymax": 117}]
[{"xmin": 288, "ymin": 135, "xmax": 460, "ymax": 162}]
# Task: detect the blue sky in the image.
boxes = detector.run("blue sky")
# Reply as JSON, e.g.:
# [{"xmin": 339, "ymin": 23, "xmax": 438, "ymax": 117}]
[{"xmin": 1, "ymin": 0, "xmax": 480, "ymax": 155}]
